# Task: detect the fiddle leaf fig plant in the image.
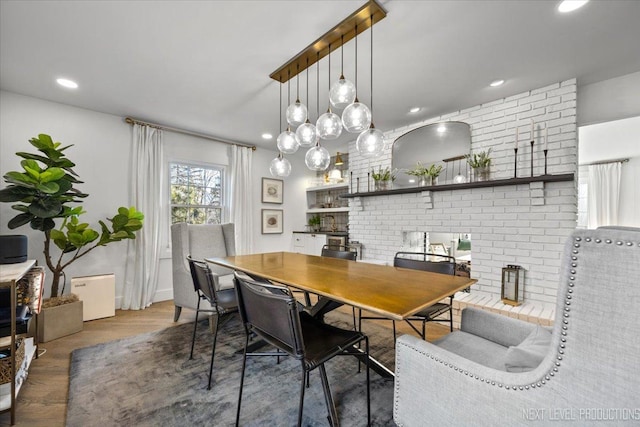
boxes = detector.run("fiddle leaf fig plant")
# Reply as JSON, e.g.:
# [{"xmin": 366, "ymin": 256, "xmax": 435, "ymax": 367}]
[{"xmin": 0, "ymin": 134, "xmax": 144, "ymax": 298}]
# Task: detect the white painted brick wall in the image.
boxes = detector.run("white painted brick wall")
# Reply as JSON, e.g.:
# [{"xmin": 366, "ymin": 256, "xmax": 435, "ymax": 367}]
[{"xmin": 348, "ymin": 79, "xmax": 578, "ymax": 306}]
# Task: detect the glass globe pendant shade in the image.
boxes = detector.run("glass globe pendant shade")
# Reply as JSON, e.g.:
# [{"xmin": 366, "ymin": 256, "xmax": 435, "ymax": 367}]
[
  {"xmin": 269, "ymin": 154, "xmax": 291, "ymax": 177},
  {"xmin": 453, "ymin": 174, "xmax": 467, "ymax": 184},
  {"xmin": 296, "ymin": 120, "xmax": 318, "ymax": 147},
  {"xmin": 316, "ymin": 110, "xmax": 343, "ymax": 140},
  {"xmin": 276, "ymin": 126, "xmax": 300, "ymax": 154},
  {"xmin": 356, "ymin": 125, "xmax": 385, "ymax": 158},
  {"xmin": 329, "ymin": 75, "xmax": 357, "ymax": 110},
  {"xmin": 286, "ymin": 99, "xmax": 307, "ymax": 127},
  {"xmin": 305, "ymin": 144, "xmax": 331, "ymax": 171},
  {"xmin": 342, "ymin": 101, "xmax": 372, "ymax": 133}
]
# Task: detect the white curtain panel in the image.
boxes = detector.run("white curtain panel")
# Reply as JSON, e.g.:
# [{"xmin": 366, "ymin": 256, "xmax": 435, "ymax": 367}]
[
  {"xmin": 122, "ymin": 124, "xmax": 165, "ymax": 309},
  {"xmin": 229, "ymin": 145, "xmax": 253, "ymax": 254},
  {"xmin": 587, "ymin": 162, "xmax": 622, "ymax": 229}
]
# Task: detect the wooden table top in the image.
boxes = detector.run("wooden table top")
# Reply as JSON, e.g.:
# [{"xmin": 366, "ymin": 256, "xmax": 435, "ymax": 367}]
[{"xmin": 207, "ymin": 252, "xmax": 477, "ymax": 321}]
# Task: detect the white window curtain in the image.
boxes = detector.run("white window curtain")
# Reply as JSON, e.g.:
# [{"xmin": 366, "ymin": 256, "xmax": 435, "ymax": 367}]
[
  {"xmin": 229, "ymin": 145, "xmax": 253, "ymax": 254},
  {"xmin": 587, "ymin": 162, "xmax": 622, "ymax": 229},
  {"xmin": 122, "ymin": 124, "xmax": 165, "ymax": 309}
]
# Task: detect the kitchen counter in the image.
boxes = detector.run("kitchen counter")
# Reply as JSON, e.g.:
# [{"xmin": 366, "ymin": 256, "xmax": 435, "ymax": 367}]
[{"xmin": 293, "ymin": 231, "xmax": 348, "ymax": 236}]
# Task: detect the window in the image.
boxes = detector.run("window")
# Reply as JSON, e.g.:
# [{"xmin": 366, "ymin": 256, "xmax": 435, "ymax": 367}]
[{"xmin": 169, "ymin": 162, "xmax": 224, "ymax": 224}]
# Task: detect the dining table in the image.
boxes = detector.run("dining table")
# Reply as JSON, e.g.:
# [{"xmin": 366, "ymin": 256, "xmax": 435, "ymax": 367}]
[{"xmin": 206, "ymin": 251, "xmax": 477, "ymax": 321}]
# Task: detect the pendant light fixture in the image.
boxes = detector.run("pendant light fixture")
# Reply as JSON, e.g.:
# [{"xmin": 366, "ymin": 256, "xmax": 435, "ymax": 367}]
[
  {"xmin": 271, "ymin": 79, "xmax": 292, "ymax": 177},
  {"xmin": 316, "ymin": 44, "xmax": 343, "ymax": 140},
  {"xmin": 356, "ymin": 13, "xmax": 384, "ymax": 158},
  {"xmin": 277, "ymin": 71, "xmax": 301, "ymax": 154},
  {"xmin": 296, "ymin": 59, "xmax": 319, "ymax": 147},
  {"xmin": 329, "ymin": 35, "xmax": 357, "ymax": 110},
  {"xmin": 342, "ymin": 23, "xmax": 372, "ymax": 133},
  {"xmin": 306, "ymin": 53, "xmax": 331, "ymax": 171},
  {"xmin": 270, "ymin": 152, "xmax": 292, "ymax": 177},
  {"xmin": 286, "ymin": 65, "xmax": 308, "ymax": 127}
]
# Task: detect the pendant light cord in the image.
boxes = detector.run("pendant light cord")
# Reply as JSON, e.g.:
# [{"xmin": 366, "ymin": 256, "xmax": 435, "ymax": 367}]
[
  {"xmin": 354, "ymin": 24, "xmax": 358, "ymax": 96},
  {"xmin": 340, "ymin": 35, "xmax": 344, "ymax": 77},
  {"xmin": 287, "ymin": 69, "xmax": 291, "ymax": 108},
  {"xmin": 316, "ymin": 52, "xmax": 320, "ymax": 118},
  {"xmin": 279, "ymin": 79, "xmax": 283, "ymax": 133},
  {"xmin": 306, "ymin": 58, "xmax": 310, "ymax": 119},
  {"xmin": 370, "ymin": 14, "xmax": 374, "ymax": 116},
  {"xmin": 296, "ymin": 64, "xmax": 300, "ymax": 101},
  {"xmin": 327, "ymin": 43, "xmax": 331, "ymax": 111}
]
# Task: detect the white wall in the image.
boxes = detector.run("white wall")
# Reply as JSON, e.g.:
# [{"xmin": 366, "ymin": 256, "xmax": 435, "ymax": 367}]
[
  {"xmin": 0, "ymin": 90, "xmax": 306, "ymax": 305},
  {"xmin": 578, "ymin": 71, "xmax": 640, "ymax": 126}
]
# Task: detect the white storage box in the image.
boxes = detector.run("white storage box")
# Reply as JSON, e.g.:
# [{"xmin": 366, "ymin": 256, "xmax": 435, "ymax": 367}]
[{"xmin": 71, "ymin": 274, "xmax": 115, "ymax": 321}]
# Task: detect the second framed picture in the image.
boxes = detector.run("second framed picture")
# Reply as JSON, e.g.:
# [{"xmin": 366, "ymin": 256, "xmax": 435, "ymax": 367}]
[
  {"xmin": 262, "ymin": 178, "xmax": 283, "ymax": 204},
  {"xmin": 262, "ymin": 209, "xmax": 283, "ymax": 234}
]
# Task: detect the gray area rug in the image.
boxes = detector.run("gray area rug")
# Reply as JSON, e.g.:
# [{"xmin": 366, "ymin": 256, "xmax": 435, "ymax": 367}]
[{"xmin": 67, "ymin": 311, "xmax": 397, "ymax": 426}]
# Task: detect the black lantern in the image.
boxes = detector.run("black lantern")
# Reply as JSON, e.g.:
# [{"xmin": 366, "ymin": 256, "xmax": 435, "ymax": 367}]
[{"xmin": 501, "ymin": 264, "xmax": 524, "ymax": 306}]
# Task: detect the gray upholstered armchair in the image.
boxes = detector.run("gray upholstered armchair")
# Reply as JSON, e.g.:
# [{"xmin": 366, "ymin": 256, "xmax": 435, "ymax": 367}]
[
  {"xmin": 394, "ymin": 227, "xmax": 640, "ymax": 425},
  {"xmin": 171, "ymin": 222, "xmax": 236, "ymax": 321}
]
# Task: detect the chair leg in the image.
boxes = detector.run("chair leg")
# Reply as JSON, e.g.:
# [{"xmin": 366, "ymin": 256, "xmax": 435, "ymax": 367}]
[
  {"xmin": 449, "ymin": 304, "xmax": 454, "ymax": 332},
  {"xmin": 235, "ymin": 335, "xmax": 250, "ymax": 427},
  {"xmin": 392, "ymin": 320, "xmax": 397, "ymax": 348},
  {"xmin": 364, "ymin": 337, "xmax": 371, "ymax": 427},
  {"xmin": 207, "ymin": 313, "xmax": 220, "ymax": 390},
  {"xmin": 352, "ymin": 307, "xmax": 357, "ymax": 331},
  {"xmin": 319, "ymin": 363, "xmax": 339, "ymax": 427},
  {"xmin": 173, "ymin": 305, "xmax": 182, "ymax": 322},
  {"xmin": 189, "ymin": 298, "xmax": 202, "ymax": 359},
  {"xmin": 298, "ymin": 364, "xmax": 307, "ymax": 427}
]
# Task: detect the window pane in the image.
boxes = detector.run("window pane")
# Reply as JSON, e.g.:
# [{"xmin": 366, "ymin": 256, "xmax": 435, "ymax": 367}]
[
  {"xmin": 171, "ymin": 206, "xmax": 188, "ymax": 224},
  {"xmin": 170, "ymin": 162, "xmax": 223, "ymax": 226}
]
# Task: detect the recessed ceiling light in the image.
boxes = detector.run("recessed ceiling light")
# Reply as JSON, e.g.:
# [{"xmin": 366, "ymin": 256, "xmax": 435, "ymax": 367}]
[
  {"xmin": 261, "ymin": 133, "xmax": 273, "ymax": 140},
  {"xmin": 56, "ymin": 78, "xmax": 78, "ymax": 89},
  {"xmin": 408, "ymin": 107, "xmax": 421, "ymax": 114},
  {"xmin": 489, "ymin": 79, "xmax": 505, "ymax": 87},
  {"xmin": 558, "ymin": 0, "xmax": 589, "ymax": 13},
  {"xmin": 437, "ymin": 124, "xmax": 447, "ymax": 133}
]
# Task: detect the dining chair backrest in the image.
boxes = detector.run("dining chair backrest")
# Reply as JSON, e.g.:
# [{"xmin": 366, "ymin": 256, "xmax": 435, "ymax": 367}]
[
  {"xmin": 234, "ymin": 272, "xmax": 305, "ymax": 359},
  {"xmin": 394, "ymin": 252, "xmax": 456, "ymax": 276},
  {"xmin": 321, "ymin": 245, "xmax": 357, "ymax": 261},
  {"xmin": 187, "ymin": 256, "xmax": 218, "ymax": 303}
]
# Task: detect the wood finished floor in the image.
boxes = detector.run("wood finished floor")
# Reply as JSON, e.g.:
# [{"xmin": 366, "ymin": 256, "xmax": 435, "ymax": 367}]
[{"xmin": 0, "ymin": 300, "xmax": 449, "ymax": 426}]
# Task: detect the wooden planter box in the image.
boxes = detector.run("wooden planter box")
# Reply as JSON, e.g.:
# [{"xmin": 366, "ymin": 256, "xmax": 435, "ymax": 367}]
[{"xmin": 37, "ymin": 300, "xmax": 83, "ymax": 343}]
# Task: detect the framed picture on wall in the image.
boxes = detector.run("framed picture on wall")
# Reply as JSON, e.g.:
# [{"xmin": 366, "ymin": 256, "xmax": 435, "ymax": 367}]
[
  {"xmin": 261, "ymin": 209, "xmax": 283, "ymax": 234},
  {"xmin": 262, "ymin": 178, "xmax": 283, "ymax": 204}
]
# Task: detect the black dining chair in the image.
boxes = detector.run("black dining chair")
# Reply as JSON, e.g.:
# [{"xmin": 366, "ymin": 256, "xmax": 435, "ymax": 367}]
[
  {"xmin": 318, "ymin": 244, "xmax": 358, "ymax": 329},
  {"xmin": 358, "ymin": 252, "xmax": 456, "ymax": 343},
  {"xmin": 187, "ymin": 256, "xmax": 239, "ymax": 390},
  {"xmin": 233, "ymin": 272, "xmax": 370, "ymax": 427}
]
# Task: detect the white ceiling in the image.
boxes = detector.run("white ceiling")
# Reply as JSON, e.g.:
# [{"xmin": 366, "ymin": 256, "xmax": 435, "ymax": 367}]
[{"xmin": 2, "ymin": 0, "xmax": 640, "ymax": 151}]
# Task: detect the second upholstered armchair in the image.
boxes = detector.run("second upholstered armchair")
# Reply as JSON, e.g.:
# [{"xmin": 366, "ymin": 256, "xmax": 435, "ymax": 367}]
[{"xmin": 170, "ymin": 222, "xmax": 235, "ymax": 321}]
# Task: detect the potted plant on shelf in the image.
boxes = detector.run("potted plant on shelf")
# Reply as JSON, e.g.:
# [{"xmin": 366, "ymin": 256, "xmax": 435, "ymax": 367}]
[
  {"xmin": 405, "ymin": 162, "xmax": 429, "ymax": 186},
  {"xmin": 426, "ymin": 164, "xmax": 443, "ymax": 186},
  {"xmin": 371, "ymin": 166, "xmax": 397, "ymax": 191},
  {"xmin": 0, "ymin": 134, "xmax": 144, "ymax": 341},
  {"xmin": 308, "ymin": 215, "xmax": 321, "ymax": 232},
  {"xmin": 466, "ymin": 148, "xmax": 492, "ymax": 182}
]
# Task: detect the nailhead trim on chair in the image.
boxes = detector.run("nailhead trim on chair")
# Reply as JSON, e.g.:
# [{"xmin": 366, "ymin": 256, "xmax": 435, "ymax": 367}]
[{"xmin": 394, "ymin": 231, "xmax": 637, "ymax": 396}]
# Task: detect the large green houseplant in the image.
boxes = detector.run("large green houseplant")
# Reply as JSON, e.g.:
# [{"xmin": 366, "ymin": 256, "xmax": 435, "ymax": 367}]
[{"xmin": 0, "ymin": 134, "xmax": 143, "ymax": 299}]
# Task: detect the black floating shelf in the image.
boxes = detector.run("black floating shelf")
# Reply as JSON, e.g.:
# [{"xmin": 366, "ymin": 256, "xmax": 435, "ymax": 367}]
[{"xmin": 340, "ymin": 173, "xmax": 574, "ymax": 199}]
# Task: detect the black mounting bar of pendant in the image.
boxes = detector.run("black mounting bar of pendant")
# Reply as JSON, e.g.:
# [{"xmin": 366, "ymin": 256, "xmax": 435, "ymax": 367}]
[{"xmin": 269, "ymin": 0, "xmax": 387, "ymax": 83}]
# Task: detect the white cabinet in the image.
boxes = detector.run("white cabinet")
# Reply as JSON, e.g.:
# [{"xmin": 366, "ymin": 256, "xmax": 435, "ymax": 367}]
[{"xmin": 292, "ymin": 233, "xmax": 326, "ymax": 256}]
